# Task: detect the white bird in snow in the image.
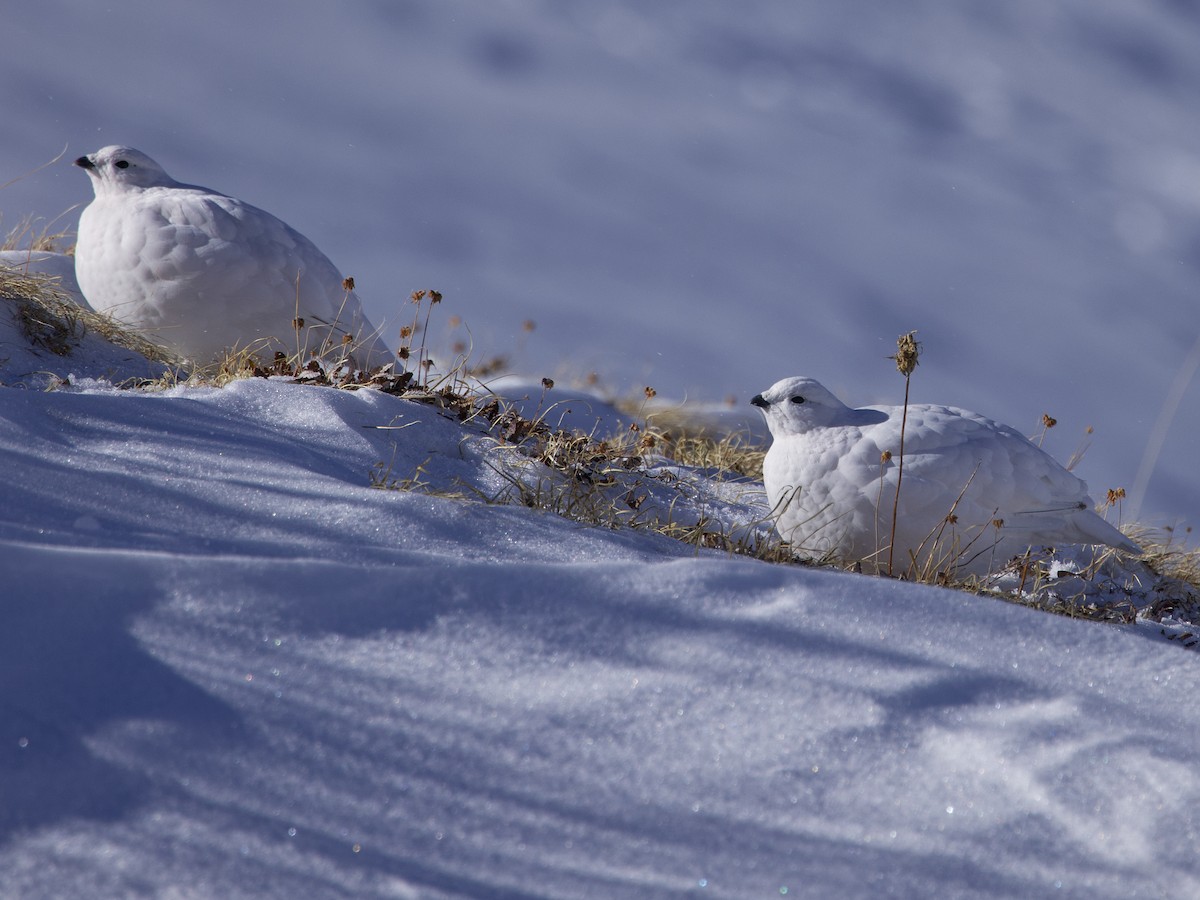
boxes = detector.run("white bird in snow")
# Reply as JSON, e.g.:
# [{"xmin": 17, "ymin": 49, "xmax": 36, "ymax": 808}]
[
  {"xmin": 751, "ymin": 375, "xmax": 1139, "ymax": 576},
  {"xmin": 73, "ymin": 145, "xmax": 392, "ymax": 369}
]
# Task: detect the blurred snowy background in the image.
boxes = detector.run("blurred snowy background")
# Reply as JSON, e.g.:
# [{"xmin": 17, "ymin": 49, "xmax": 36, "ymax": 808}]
[{"xmin": 4, "ymin": 0, "xmax": 1199, "ymax": 532}]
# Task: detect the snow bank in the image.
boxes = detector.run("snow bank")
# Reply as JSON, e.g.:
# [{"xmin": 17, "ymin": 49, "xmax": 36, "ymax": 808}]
[{"xmin": 1, "ymin": 375, "xmax": 1197, "ymax": 898}]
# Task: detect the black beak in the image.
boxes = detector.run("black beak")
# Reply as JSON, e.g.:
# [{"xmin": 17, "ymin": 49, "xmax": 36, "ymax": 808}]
[
  {"xmin": 74, "ymin": 156, "xmax": 95, "ymax": 169},
  {"xmin": 750, "ymin": 394, "xmax": 769, "ymax": 409}
]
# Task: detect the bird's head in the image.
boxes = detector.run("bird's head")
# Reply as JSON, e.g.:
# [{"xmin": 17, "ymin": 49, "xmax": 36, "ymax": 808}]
[
  {"xmin": 74, "ymin": 146, "xmax": 177, "ymax": 194},
  {"xmin": 750, "ymin": 376, "xmax": 856, "ymax": 437}
]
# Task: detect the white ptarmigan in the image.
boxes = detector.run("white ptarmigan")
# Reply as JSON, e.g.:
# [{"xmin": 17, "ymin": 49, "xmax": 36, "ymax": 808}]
[
  {"xmin": 751, "ymin": 376, "xmax": 1139, "ymax": 576},
  {"xmin": 73, "ymin": 145, "xmax": 392, "ymax": 369}
]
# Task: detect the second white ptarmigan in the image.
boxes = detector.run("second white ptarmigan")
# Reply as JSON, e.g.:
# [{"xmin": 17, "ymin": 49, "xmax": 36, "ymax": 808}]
[
  {"xmin": 751, "ymin": 376, "xmax": 1140, "ymax": 576},
  {"xmin": 74, "ymin": 145, "xmax": 392, "ymax": 368}
]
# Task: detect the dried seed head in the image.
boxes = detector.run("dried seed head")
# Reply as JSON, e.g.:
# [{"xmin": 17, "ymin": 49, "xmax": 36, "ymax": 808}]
[
  {"xmin": 399, "ymin": 325, "xmax": 414, "ymax": 339},
  {"xmin": 880, "ymin": 450, "xmax": 893, "ymax": 463},
  {"xmin": 1106, "ymin": 487, "xmax": 1127, "ymax": 506},
  {"xmin": 421, "ymin": 359, "xmax": 433, "ymax": 370},
  {"xmin": 293, "ymin": 317, "xmax": 305, "ymax": 330},
  {"xmin": 1042, "ymin": 413, "xmax": 1057, "ymax": 429},
  {"xmin": 341, "ymin": 334, "xmax": 354, "ymax": 345},
  {"xmin": 644, "ymin": 386, "xmax": 657, "ymax": 399},
  {"xmin": 992, "ymin": 518, "xmax": 1005, "ymax": 530},
  {"xmin": 891, "ymin": 331, "xmax": 921, "ymax": 377},
  {"xmin": 541, "ymin": 377, "xmax": 555, "ymax": 390},
  {"xmin": 411, "ymin": 290, "xmax": 426, "ymax": 303},
  {"xmin": 398, "ymin": 347, "xmax": 410, "ymax": 360},
  {"xmin": 342, "ymin": 276, "xmax": 355, "ymax": 292},
  {"xmin": 946, "ymin": 513, "xmax": 959, "ymax": 524},
  {"xmin": 429, "ymin": 290, "xmax": 442, "ymax": 304}
]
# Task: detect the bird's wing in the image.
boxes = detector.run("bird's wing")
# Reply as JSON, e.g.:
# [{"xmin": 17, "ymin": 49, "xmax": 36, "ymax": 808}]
[{"xmin": 144, "ymin": 190, "xmax": 352, "ymax": 320}]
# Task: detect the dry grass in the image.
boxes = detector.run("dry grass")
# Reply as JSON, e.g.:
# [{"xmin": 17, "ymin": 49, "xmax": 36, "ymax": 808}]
[
  {"xmin": 0, "ymin": 265, "xmax": 178, "ymax": 368},
  {"xmin": 482, "ymin": 415, "xmax": 787, "ymax": 561},
  {"xmin": 1, "ymin": 215, "xmax": 75, "ymax": 254},
  {"xmin": 121, "ymin": 287, "xmax": 468, "ymax": 392},
  {"xmin": 1128, "ymin": 524, "xmax": 1200, "ymax": 584},
  {"xmin": 361, "ymin": 360, "xmax": 787, "ymax": 563},
  {"xmin": 1123, "ymin": 525, "xmax": 1200, "ymax": 626},
  {"xmin": 660, "ymin": 433, "xmax": 765, "ymax": 480}
]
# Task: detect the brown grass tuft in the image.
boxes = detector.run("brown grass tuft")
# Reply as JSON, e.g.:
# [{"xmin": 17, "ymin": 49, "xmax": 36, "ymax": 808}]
[{"xmin": 0, "ymin": 265, "xmax": 178, "ymax": 368}]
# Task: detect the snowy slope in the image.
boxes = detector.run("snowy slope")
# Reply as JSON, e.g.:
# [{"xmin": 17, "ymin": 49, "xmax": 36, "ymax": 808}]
[
  {"xmin": 2, "ymin": 1, "xmax": 1199, "ymax": 531},
  {"xmin": 1, "ymin": 369, "xmax": 1198, "ymax": 899}
]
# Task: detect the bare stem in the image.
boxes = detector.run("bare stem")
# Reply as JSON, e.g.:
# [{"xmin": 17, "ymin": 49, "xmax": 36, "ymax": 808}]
[{"xmin": 888, "ymin": 373, "xmax": 911, "ymax": 577}]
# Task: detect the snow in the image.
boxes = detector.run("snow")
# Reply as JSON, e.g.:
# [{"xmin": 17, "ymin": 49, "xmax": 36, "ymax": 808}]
[{"xmin": 1, "ymin": 313, "xmax": 1198, "ymax": 896}]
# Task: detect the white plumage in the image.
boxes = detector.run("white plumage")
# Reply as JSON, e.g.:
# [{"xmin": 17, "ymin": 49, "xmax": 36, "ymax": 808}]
[
  {"xmin": 751, "ymin": 376, "xmax": 1139, "ymax": 576},
  {"xmin": 73, "ymin": 145, "xmax": 392, "ymax": 369}
]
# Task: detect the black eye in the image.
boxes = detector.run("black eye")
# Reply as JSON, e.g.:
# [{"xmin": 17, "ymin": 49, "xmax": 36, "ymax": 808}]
[
  {"xmin": 790, "ymin": 395, "xmax": 806, "ymax": 404},
  {"xmin": 115, "ymin": 160, "xmax": 130, "ymax": 169}
]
